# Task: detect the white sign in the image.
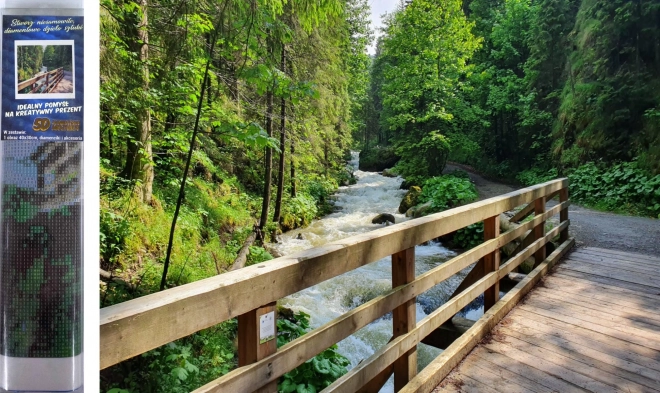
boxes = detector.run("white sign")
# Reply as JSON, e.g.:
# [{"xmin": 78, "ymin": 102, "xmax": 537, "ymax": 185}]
[{"xmin": 259, "ymin": 311, "xmax": 275, "ymax": 344}]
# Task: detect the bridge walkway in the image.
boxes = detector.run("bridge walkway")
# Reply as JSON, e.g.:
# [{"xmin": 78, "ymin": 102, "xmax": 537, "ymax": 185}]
[{"xmin": 433, "ymin": 247, "xmax": 660, "ymax": 393}]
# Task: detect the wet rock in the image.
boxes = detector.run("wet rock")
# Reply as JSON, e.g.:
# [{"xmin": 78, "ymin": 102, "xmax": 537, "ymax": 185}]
[
  {"xmin": 372, "ymin": 213, "xmax": 396, "ymax": 225},
  {"xmin": 399, "ymin": 186, "xmax": 422, "ymax": 214},
  {"xmin": 382, "ymin": 168, "xmax": 398, "ymax": 178},
  {"xmin": 296, "ymin": 233, "xmax": 304, "ymax": 240},
  {"xmin": 411, "ymin": 201, "xmax": 434, "ymax": 218}
]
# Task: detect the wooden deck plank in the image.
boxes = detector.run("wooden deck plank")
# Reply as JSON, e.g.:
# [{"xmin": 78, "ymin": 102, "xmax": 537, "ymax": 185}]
[
  {"xmin": 433, "ymin": 373, "xmax": 502, "ymax": 393},
  {"xmin": 554, "ymin": 267, "xmax": 660, "ymax": 295},
  {"xmin": 465, "ymin": 355, "xmax": 560, "ymax": 393},
  {"xmin": 531, "ymin": 287, "xmax": 660, "ymax": 326},
  {"xmin": 454, "ymin": 356, "xmax": 539, "ymax": 393},
  {"xmin": 580, "ymin": 247, "xmax": 660, "ymax": 264},
  {"xmin": 481, "ymin": 338, "xmax": 621, "ymax": 393},
  {"xmin": 499, "ymin": 321, "xmax": 660, "ymax": 391},
  {"xmin": 558, "ymin": 260, "xmax": 660, "ymax": 289},
  {"xmin": 523, "ymin": 293, "xmax": 660, "ymax": 336},
  {"xmin": 538, "ymin": 275, "xmax": 659, "ymax": 313},
  {"xmin": 431, "ymin": 247, "xmax": 660, "ymax": 393},
  {"xmin": 563, "ymin": 257, "xmax": 660, "ymax": 280},
  {"xmin": 468, "ymin": 350, "xmax": 577, "ymax": 393},
  {"xmin": 551, "ymin": 269, "xmax": 660, "ymax": 299},
  {"xmin": 515, "ymin": 308, "xmax": 660, "ymax": 365},
  {"xmin": 570, "ymin": 250, "xmax": 660, "ymax": 269},
  {"xmin": 566, "ymin": 253, "xmax": 660, "ymax": 276},
  {"xmin": 519, "ymin": 298, "xmax": 660, "ymax": 349}
]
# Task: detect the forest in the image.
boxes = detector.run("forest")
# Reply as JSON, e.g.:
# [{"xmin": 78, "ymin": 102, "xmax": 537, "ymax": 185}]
[
  {"xmin": 17, "ymin": 44, "xmax": 73, "ymax": 83},
  {"xmin": 99, "ymin": 0, "xmax": 660, "ymax": 392}
]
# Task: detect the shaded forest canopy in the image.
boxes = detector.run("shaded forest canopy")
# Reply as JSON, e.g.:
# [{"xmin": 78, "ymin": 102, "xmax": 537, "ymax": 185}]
[{"xmin": 363, "ymin": 0, "xmax": 660, "ymax": 178}]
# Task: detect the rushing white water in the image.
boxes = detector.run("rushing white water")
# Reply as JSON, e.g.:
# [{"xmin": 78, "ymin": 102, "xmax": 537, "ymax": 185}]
[{"xmin": 272, "ymin": 152, "xmax": 479, "ymax": 392}]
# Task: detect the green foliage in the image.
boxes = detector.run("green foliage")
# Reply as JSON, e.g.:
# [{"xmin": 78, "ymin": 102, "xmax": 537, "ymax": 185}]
[
  {"xmin": 453, "ymin": 223, "xmax": 485, "ymax": 250},
  {"xmin": 280, "ymin": 194, "xmax": 319, "ymax": 231},
  {"xmin": 567, "ymin": 161, "xmax": 660, "ymax": 217},
  {"xmin": 277, "ymin": 311, "xmax": 350, "ymax": 393},
  {"xmin": 418, "ymin": 175, "xmax": 479, "ymax": 213},
  {"xmin": 102, "ymin": 322, "xmax": 237, "ymax": 393},
  {"xmin": 246, "ymin": 246, "xmax": 274, "ymax": 266},
  {"xmin": 517, "ymin": 167, "xmax": 559, "ymax": 186},
  {"xmin": 394, "ymin": 131, "xmax": 451, "ymax": 183},
  {"xmin": 100, "ymin": 207, "xmax": 131, "ymax": 266}
]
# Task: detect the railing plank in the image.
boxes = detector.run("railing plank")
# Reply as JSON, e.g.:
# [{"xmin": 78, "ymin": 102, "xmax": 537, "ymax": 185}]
[
  {"xmin": 560, "ymin": 188, "xmax": 569, "ymax": 243},
  {"xmin": 192, "ymin": 202, "xmax": 569, "ymax": 393},
  {"xmin": 533, "ymin": 197, "xmax": 547, "ymax": 267},
  {"xmin": 483, "ymin": 215, "xmax": 500, "ymax": 311},
  {"xmin": 323, "ymin": 222, "xmax": 568, "ymax": 392},
  {"xmin": 101, "ymin": 179, "xmax": 568, "ymax": 369},
  {"xmin": 392, "ymin": 248, "xmax": 417, "ymax": 391},
  {"xmin": 399, "ymin": 237, "xmax": 575, "ymax": 393},
  {"xmin": 237, "ymin": 303, "xmax": 277, "ymax": 392}
]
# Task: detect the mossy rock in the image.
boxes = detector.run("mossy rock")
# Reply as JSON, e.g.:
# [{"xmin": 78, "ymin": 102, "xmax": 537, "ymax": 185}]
[{"xmin": 399, "ymin": 186, "xmax": 422, "ymax": 213}]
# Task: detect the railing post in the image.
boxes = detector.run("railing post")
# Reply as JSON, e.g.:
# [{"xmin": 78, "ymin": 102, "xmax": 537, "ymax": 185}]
[
  {"xmin": 392, "ymin": 247, "xmax": 416, "ymax": 392},
  {"xmin": 238, "ymin": 302, "xmax": 277, "ymax": 393},
  {"xmin": 483, "ymin": 215, "xmax": 500, "ymax": 311},
  {"xmin": 534, "ymin": 196, "xmax": 547, "ymax": 266},
  {"xmin": 560, "ymin": 187, "xmax": 569, "ymax": 243}
]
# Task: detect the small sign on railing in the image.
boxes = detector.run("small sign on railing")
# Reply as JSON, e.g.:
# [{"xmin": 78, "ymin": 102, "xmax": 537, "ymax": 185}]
[{"xmin": 259, "ymin": 311, "xmax": 276, "ymax": 344}]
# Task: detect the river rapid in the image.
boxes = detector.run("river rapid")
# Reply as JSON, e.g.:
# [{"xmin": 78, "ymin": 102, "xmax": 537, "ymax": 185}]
[{"xmin": 272, "ymin": 152, "xmax": 479, "ymax": 392}]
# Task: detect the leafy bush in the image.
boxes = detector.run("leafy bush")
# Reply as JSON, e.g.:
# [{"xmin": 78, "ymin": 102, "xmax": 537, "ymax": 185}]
[
  {"xmin": 102, "ymin": 322, "xmax": 237, "ymax": 393},
  {"xmin": 100, "ymin": 208, "xmax": 131, "ymax": 267},
  {"xmin": 277, "ymin": 311, "xmax": 350, "ymax": 393},
  {"xmin": 418, "ymin": 175, "xmax": 479, "ymax": 213},
  {"xmin": 567, "ymin": 161, "xmax": 660, "ymax": 217},
  {"xmin": 358, "ymin": 146, "xmax": 399, "ymax": 171},
  {"xmin": 453, "ymin": 223, "xmax": 484, "ymax": 249},
  {"xmin": 280, "ymin": 194, "xmax": 319, "ymax": 231},
  {"xmin": 246, "ymin": 246, "xmax": 274, "ymax": 266},
  {"xmin": 517, "ymin": 167, "xmax": 558, "ymax": 186},
  {"xmin": 394, "ymin": 131, "xmax": 451, "ymax": 183}
]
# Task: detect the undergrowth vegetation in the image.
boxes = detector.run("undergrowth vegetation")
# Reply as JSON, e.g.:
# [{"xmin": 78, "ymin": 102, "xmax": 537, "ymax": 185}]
[
  {"xmin": 418, "ymin": 175, "xmax": 479, "ymax": 213},
  {"xmin": 518, "ymin": 161, "xmax": 660, "ymax": 217}
]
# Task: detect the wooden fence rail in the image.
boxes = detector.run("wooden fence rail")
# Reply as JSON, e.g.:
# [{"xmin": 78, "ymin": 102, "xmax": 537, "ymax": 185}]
[
  {"xmin": 17, "ymin": 67, "xmax": 64, "ymax": 93},
  {"xmin": 100, "ymin": 178, "xmax": 572, "ymax": 392}
]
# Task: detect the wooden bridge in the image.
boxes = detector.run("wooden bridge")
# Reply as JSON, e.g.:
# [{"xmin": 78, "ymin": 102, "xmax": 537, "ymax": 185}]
[
  {"xmin": 100, "ymin": 178, "xmax": 660, "ymax": 392},
  {"xmin": 18, "ymin": 67, "xmax": 65, "ymax": 94}
]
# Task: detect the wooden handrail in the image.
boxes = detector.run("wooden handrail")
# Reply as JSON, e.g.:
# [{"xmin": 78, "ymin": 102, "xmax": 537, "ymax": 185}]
[
  {"xmin": 101, "ymin": 178, "xmax": 570, "ymax": 392},
  {"xmin": 17, "ymin": 67, "xmax": 64, "ymax": 91}
]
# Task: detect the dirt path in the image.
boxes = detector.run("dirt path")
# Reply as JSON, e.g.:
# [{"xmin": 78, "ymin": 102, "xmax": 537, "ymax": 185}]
[{"xmin": 444, "ymin": 163, "xmax": 660, "ymax": 255}]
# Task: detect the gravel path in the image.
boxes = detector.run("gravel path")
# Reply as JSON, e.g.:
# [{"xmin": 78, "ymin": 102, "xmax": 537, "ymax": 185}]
[{"xmin": 444, "ymin": 163, "xmax": 660, "ymax": 255}]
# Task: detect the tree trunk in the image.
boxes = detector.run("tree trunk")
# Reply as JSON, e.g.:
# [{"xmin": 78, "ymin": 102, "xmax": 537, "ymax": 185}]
[
  {"xmin": 273, "ymin": 46, "xmax": 287, "ymax": 224},
  {"xmin": 122, "ymin": 0, "xmax": 153, "ymax": 204},
  {"xmin": 230, "ymin": 232, "xmax": 258, "ymax": 271},
  {"xmin": 259, "ymin": 41, "xmax": 275, "ymax": 232}
]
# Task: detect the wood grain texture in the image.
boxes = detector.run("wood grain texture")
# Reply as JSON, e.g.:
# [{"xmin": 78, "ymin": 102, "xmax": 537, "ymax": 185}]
[
  {"xmin": 483, "ymin": 215, "xmax": 500, "ymax": 311},
  {"xmin": 399, "ymin": 238, "xmax": 575, "ymax": 393},
  {"xmin": 392, "ymin": 248, "xmax": 417, "ymax": 391},
  {"xmin": 430, "ymin": 245, "xmax": 660, "ymax": 393},
  {"xmin": 101, "ymin": 180, "xmax": 569, "ymax": 369}
]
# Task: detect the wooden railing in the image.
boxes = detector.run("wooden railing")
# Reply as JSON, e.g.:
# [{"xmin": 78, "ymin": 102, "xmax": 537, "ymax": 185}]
[
  {"xmin": 100, "ymin": 178, "xmax": 573, "ymax": 392},
  {"xmin": 18, "ymin": 67, "xmax": 64, "ymax": 93}
]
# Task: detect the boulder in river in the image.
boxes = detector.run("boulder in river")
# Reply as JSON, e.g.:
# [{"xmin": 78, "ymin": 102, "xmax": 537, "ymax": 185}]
[
  {"xmin": 399, "ymin": 186, "xmax": 422, "ymax": 214},
  {"xmin": 382, "ymin": 168, "xmax": 398, "ymax": 178},
  {"xmin": 372, "ymin": 213, "xmax": 396, "ymax": 225},
  {"xmin": 410, "ymin": 200, "xmax": 434, "ymax": 218}
]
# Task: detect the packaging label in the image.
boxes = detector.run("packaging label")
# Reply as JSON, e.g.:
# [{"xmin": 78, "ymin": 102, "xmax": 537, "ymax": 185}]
[{"xmin": 1, "ymin": 15, "xmax": 84, "ymax": 141}]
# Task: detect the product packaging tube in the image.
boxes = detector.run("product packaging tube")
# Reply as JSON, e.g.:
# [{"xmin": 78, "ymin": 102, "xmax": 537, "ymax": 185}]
[{"xmin": 0, "ymin": 0, "xmax": 83, "ymax": 391}]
